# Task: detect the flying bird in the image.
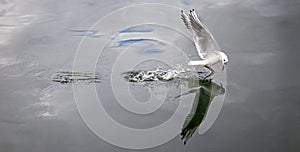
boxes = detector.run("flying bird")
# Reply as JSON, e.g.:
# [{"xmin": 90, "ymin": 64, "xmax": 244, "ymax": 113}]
[{"xmin": 181, "ymin": 9, "xmax": 228, "ymax": 75}]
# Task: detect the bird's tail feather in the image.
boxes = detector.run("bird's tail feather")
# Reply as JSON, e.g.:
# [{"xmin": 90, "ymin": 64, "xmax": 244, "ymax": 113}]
[{"xmin": 188, "ymin": 60, "xmax": 205, "ymax": 66}]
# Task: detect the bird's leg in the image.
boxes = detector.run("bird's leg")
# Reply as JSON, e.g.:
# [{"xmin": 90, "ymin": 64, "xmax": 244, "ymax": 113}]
[
  {"xmin": 204, "ymin": 65, "xmax": 215, "ymax": 80},
  {"xmin": 204, "ymin": 65, "xmax": 215, "ymax": 73}
]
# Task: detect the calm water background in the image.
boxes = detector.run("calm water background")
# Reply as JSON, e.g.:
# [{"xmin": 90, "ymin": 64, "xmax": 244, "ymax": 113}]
[{"xmin": 1, "ymin": 0, "xmax": 300, "ymax": 151}]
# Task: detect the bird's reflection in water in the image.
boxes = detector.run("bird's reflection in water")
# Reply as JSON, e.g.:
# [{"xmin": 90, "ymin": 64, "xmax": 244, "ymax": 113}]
[
  {"xmin": 122, "ymin": 70, "xmax": 225, "ymax": 145},
  {"xmin": 178, "ymin": 78, "xmax": 225, "ymax": 144}
]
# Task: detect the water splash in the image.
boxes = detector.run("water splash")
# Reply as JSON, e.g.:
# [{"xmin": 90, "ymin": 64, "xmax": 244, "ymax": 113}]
[
  {"xmin": 51, "ymin": 71, "xmax": 101, "ymax": 84},
  {"xmin": 122, "ymin": 67, "xmax": 209, "ymax": 83}
]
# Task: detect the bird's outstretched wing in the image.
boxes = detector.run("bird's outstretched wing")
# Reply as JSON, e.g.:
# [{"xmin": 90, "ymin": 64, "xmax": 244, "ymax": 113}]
[{"xmin": 181, "ymin": 9, "xmax": 220, "ymax": 59}]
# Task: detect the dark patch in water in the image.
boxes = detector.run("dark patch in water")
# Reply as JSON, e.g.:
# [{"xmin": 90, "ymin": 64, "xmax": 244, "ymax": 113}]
[
  {"xmin": 119, "ymin": 26, "xmax": 153, "ymax": 33},
  {"xmin": 70, "ymin": 26, "xmax": 153, "ymax": 38},
  {"xmin": 69, "ymin": 29, "xmax": 112, "ymax": 38},
  {"xmin": 114, "ymin": 38, "xmax": 165, "ymax": 47}
]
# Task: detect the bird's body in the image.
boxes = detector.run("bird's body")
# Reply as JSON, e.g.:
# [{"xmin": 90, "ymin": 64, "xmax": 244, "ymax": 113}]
[
  {"xmin": 188, "ymin": 51, "xmax": 222, "ymax": 66},
  {"xmin": 181, "ymin": 9, "xmax": 228, "ymax": 73}
]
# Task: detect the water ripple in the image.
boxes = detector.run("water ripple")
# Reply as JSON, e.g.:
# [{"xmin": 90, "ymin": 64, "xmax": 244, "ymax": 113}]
[{"xmin": 51, "ymin": 71, "xmax": 101, "ymax": 84}]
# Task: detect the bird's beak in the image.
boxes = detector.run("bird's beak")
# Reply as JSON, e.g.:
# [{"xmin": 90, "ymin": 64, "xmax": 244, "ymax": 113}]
[{"xmin": 221, "ymin": 63, "xmax": 226, "ymax": 72}]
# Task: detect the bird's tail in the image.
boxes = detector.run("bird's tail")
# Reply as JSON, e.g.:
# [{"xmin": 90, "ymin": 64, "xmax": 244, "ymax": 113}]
[{"xmin": 188, "ymin": 60, "xmax": 206, "ymax": 66}]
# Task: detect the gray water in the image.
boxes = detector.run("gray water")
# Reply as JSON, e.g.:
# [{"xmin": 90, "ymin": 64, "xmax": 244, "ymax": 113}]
[{"xmin": 1, "ymin": 0, "xmax": 300, "ymax": 151}]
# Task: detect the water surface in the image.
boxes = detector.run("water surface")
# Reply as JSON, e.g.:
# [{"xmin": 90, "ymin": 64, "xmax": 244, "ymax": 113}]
[{"xmin": 0, "ymin": 0, "xmax": 300, "ymax": 151}]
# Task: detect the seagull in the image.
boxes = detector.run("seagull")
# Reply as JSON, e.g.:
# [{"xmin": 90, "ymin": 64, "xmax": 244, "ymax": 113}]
[{"xmin": 181, "ymin": 9, "xmax": 228, "ymax": 75}]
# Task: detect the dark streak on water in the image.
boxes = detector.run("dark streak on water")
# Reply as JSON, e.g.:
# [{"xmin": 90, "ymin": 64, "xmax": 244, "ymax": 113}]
[
  {"xmin": 119, "ymin": 26, "xmax": 153, "ymax": 33},
  {"xmin": 69, "ymin": 26, "xmax": 153, "ymax": 38},
  {"xmin": 51, "ymin": 71, "xmax": 101, "ymax": 84},
  {"xmin": 114, "ymin": 38, "xmax": 166, "ymax": 48}
]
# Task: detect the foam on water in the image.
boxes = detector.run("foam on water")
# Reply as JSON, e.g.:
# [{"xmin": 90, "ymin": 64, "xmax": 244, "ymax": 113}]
[{"xmin": 122, "ymin": 66, "xmax": 209, "ymax": 83}]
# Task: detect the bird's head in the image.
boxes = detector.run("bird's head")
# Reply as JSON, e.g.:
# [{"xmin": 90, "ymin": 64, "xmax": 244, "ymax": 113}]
[{"xmin": 219, "ymin": 52, "xmax": 228, "ymax": 71}]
